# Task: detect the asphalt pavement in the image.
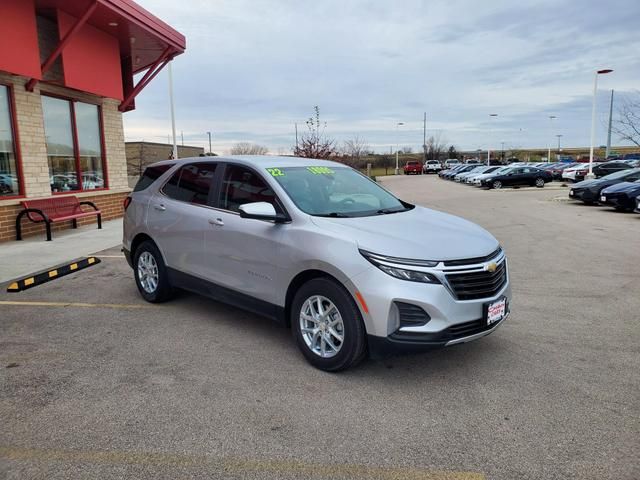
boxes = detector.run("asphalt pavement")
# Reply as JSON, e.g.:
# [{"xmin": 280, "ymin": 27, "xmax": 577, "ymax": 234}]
[{"xmin": 1, "ymin": 176, "xmax": 638, "ymax": 479}]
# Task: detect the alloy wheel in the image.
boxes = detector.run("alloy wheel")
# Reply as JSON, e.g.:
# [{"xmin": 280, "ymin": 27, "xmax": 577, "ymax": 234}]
[
  {"xmin": 299, "ymin": 295, "xmax": 345, "ymax": 358},
  {"xmin": 137, "ymin": 251, "xmax": 159, "ymax": 293}
]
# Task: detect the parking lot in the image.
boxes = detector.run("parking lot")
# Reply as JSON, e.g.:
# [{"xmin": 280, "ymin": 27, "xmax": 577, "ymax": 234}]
[{"xmin": 1, "ymin": 175, "xmax": 638, "ymax": 480}]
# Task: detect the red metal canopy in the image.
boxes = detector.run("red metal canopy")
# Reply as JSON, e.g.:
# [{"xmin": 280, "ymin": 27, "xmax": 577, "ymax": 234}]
[{"xmin": 13, "ymin": 0, "xmax": 185, "ymax": 110}]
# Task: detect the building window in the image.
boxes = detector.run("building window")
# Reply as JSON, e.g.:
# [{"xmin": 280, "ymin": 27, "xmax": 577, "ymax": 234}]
[
  {"xmin": 0, "ymin": 85, "xmax": 21, "ymax": 197},
  {"xmin": 42, "ymin": 96, "xmax": 106, "ymax": 192}
]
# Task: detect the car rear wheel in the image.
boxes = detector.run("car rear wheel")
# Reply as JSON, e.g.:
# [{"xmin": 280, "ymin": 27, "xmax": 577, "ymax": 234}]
[
  {"xmin": 134, "ymin": 240, "xmax": 174, "ymax": 303},
  {"xmin": 291, "ymin": 278, "xmax": 367, "ymax": 372},
  {"xmin": 535, "ymin": 177, "xmax": 545, "ymax": 188},
  {"xmin": 492, "ymin": 180, "xmax": 503, "ymax": 189}
]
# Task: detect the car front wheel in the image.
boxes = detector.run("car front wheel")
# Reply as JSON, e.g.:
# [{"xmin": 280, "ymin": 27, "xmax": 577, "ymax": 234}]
[
  {"xmin": 134, "ymin": 240, "xmax": 174, "ymax": 303},
  {"xmin": 535, "ymin": 177, "xmax": 545, "ymax": 188},
  {"xmin": 492, "ymin": 180, "xmax": 503, "ymax": 189},
  {"xmin": 291, "ymin": 278, "xmax": 367, "ymax": 372}
]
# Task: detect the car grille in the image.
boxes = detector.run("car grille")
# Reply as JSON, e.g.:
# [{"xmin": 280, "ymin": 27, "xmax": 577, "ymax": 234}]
[{"xmin": 445, "ymin": 259, "xmax": 507, "ymax": 300}]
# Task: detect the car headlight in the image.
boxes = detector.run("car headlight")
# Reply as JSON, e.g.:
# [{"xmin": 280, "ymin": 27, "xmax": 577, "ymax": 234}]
[{"xmin": 359, "ymin": 250, "xmax": 440, "ymax": 284}]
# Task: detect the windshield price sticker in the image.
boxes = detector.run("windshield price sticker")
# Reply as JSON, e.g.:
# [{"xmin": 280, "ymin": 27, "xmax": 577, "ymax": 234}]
[
  {"xmin": 267, "ymin": 168, "xmax": 285, "ymax": 177},
  {"xmin": 307, "ymin": 166, "xmax": 334, "ymax": 175}
]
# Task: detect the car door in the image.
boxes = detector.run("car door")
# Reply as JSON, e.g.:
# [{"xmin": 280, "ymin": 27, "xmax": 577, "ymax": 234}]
[
  {"xmin": 202, "ymin": 163, "xmax": 287, "ymax": 306},
  {"xmin": 146, "ymin": 162, "xmax": 217, "ymax": 279},
  {"xmin": 502, "ymin": 168, "xmax": 522, "ymax": 186}
]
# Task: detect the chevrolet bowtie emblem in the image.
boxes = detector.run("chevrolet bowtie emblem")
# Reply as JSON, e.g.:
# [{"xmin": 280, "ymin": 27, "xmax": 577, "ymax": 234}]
[{"xmin": 486, "ymin": 262, "xmax": 497, "ymax": 273}]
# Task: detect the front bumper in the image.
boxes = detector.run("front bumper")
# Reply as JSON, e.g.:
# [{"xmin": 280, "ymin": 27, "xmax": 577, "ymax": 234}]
[
  {"xmin": 351, "ymin": 254, "xmax": 512, "ymax": 356},
  {"xmin": 368, "ymin": 313, "xmax": 509, "ymax": 358},
  {"xmin": 601, "ymin": 192, "xmax": 635, "ymax": 210}
]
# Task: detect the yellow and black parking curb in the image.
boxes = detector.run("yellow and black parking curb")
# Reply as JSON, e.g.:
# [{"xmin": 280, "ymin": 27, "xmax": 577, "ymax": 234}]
[{"xmin": 6, "ymin": 257, "xmax": 101, "ymax": 293}]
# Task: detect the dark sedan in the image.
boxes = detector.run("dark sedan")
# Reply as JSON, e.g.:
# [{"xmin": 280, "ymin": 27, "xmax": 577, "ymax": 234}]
[
  {"xmin": 568, "ymin": 168, "xmax": 640, "ymax": 204},
  {"xmin": 599, "ymin": 180, "xmax": 640, "ymax": 211},
  {"xmin": 592, "ymin": 161, "xmax": 633, "ymax": 178},
  {"xmin": 442, "ymin": 164, "xmax": 481, "ymax": 180},
  {"xmin": 547, "ymin": 162, "xmax": 577, "ymax": 180},
  {"xmin": 480, "ymin": 166, "xmax": 552, "ymax": 189}
]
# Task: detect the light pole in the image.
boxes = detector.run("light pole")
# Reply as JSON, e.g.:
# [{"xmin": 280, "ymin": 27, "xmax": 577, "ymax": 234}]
[
  {"xmin": 547, "ymin": 115, "xmax": 556, "ymax": 163},
  {"xmin": 394, "ymin": 122, "xmax": 404, "ymax": 175},
  {"xmin": 500, "ymin": 141, "xmax": 505, "ymax": 162},
  {"xmin": 206, "ymin": 131, "xmax": 212, "ymax": 155},
  {"xmin": 556, "ymin": 134, "xmax": 563, "ymax": 152},
  {"xmin": 488, "ymin": 114, "xmax": 498, "ymax": 165},
  {"xmin": 588, "ymin": 69, "xmax": 613, "ymax": 178},
  {"xmin": 168, "ymin": 62, "xmax": 178, "ymax": 160}
]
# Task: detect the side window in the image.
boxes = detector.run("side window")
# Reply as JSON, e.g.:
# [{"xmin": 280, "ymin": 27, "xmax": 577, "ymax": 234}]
[
  {"xmin": 133, "ymin": 163, "xmax": 174, "ymax": 192},
  {"xmin": 219, "ymin": 165, "xmax": 277, "ymax": 213},
  {"xmin": 162, "ymin": 162, "xmax": 216, "ymax": 204}
]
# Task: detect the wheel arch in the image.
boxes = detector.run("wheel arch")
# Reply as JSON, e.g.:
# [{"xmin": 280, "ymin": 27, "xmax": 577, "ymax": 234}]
[{"xmin": 283, "ymin": 269, "xmax": 365, "ymax": 329}]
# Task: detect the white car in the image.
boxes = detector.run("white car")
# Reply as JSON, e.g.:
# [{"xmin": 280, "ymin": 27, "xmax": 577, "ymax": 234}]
[
  {"xmin": 562, "ymin": 164, "xmax": 599, "ymax": 183},
  {"xmin": 466, "ymin": 166, "xmax": 502, "ymax": 184},
  {"xmin": 472, "ymin": 167, "xmax": 513, "ymax": 186},
  {"xmin": 423, "ymin": 160, "xmax": 442, "ymax": 174}
]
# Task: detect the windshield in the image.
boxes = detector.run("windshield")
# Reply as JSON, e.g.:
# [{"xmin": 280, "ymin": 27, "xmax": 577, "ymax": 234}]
[
  {"xmin": 602, "ymin": 168, "xmax": 639, "ymax": 180},
  {"xmin": 269, "ymin": 166, "xmax": 412, "ymax": 217}
]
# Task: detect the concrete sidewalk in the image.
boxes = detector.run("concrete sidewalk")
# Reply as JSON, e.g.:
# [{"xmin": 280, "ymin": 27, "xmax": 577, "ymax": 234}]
[{"xmin": 0, "ymin": 219, "xmax": 122, "ymax": 283}]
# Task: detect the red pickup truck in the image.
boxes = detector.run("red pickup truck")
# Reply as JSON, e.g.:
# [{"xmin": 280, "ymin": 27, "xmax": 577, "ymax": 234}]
[{"xmin": 403, "ymin": 161, "xmax": 423, "ymax": 175}]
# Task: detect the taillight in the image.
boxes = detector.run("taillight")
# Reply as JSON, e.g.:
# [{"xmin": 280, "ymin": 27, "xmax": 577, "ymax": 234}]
[{"xmin": 123, "ymin": 196, "xmax": 132, "ymax": 211}]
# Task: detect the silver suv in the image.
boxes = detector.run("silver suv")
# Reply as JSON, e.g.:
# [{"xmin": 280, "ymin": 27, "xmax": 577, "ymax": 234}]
[{"xmin": 123, "ymin": 156, "xmax": 511, "ymax": 371}]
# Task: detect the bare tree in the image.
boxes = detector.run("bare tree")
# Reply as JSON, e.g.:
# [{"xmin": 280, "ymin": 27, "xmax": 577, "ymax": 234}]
[
  {"xmin": 613, "ymin": 92, "xmax": 640, "ymax": 147},
  {"xmin": 378, "ymin": 154, "xmax": 395, "ymax": 175},
  {"xmin": 399, "ymin": 147, "xmax": 413, "ymax": 154},
  {"xmin": 341, "ymin": 135, "xmax": 370, "ymax": 167},
  {"xmin": 425, "ymin": 132, "xmax": 447, "ymax": 160},
  {"xmin": 230, "ymin": 142, "xmax": 269, "ymax": 155},
  {"xmin": 293, "ymin": 106, "xmax": 337, "ymax": 159}
]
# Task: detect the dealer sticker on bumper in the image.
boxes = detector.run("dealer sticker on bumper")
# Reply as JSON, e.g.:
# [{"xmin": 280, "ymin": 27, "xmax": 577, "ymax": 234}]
[{"xmin": 486, "ymin": 297, "xmax": 507, "ymax": 325}]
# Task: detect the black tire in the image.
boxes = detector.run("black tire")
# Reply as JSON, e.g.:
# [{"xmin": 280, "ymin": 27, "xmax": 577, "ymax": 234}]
[
  {"xmin": 535, "ymin": 177, "xmax": 545, "ymax": 188},
  {"xmin": 291, "ymin": 278, "xmax": 367, "ymax": 372},
  {"xmin": 492, "ymin": 180, "xmax": 503, "ymax": 189},
  {"xmin": 133, "ymin": 240, "xmax": 174, "ymax": 303}
]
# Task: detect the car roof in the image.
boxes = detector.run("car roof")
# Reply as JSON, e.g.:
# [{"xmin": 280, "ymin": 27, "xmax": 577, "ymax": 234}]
[{"xmin": 146, "ymin": 155, "xmax": 347, "ymax": 170}]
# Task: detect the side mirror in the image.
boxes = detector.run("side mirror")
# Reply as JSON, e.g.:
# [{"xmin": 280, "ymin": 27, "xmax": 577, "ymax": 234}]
[{"xmin": 239, "ymin": 202, "xmax": 287, "ymax": 223}]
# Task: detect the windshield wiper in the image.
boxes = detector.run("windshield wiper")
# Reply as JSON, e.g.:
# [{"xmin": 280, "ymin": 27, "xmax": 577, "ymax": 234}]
[
  {"xmin": 376, "ymin": 208, "xmax": 407, "ymax": 215},
  {"xmin": 316, "ymin": 212, "xmax": 350, "ymax": 218}
]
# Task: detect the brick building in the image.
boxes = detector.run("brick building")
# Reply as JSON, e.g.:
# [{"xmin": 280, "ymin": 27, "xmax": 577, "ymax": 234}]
[{"xmin": 0, "ymin": 0, "xmax": 185, "ymax": 242}]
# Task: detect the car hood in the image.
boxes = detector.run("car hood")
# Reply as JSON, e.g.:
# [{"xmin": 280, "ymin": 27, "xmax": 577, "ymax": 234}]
[
  {"xmin": 601, "ymin": 182, "xmax": 640, "ymax": 194},
  {"xmin": 310, "ymin": 206, "xmax": 499, "ymax": 261}
]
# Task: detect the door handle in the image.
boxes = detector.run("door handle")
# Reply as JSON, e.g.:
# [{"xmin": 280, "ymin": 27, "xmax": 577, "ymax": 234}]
[
  {"xmin": 154, "ymin": 204, "xmax": 166, "ymax": 211},
  {"xmin": 209, "ymin": 218, "xmax": 224, "ymax": 226}
]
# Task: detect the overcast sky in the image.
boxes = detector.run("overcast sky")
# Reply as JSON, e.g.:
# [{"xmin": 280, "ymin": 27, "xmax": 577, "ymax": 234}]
[{"xmin": 124, "ymin": 0, "xmax": 640, "ymax": 155}]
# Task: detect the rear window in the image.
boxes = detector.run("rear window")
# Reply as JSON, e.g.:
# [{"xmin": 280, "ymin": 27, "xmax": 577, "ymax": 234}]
[
  {"xmin": 407, "ymin": 162, "xmax": 420, "ymax": 166},
  {"xmin": 133, "ymin": 164, "xmax": 174, "ymax": 192}
]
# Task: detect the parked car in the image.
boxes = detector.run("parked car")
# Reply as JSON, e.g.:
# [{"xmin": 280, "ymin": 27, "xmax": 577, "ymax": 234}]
[
  {"xmin": 480, "ymin": 166, "xmax": 552, "ymax": 189},
  {"xmin": 423, "ymin": 160, "xmax": 442, "ymax": 174},
  {"xmin": 440, "ymin": 164, "xmax": 467, "ymax": 180},
  {"xmin": 454, "ymin": 166, "xmax": 487, "ymax": 182},
  {"xmin": 403, "ymin": 161, "xmax": 423, "ymax": 175},
  {"xmin": 465, "ymin": 166, "xmax": 502, "ymax": 184},
  {"xmin": 599, "ymin": 180, "xmax": 640, "ymax": 212},
  {"xmin": 472, "ymin": 166, "xmax": 511, "ymax": 186},
  {"xmin": 445, "ymin": 164, "xmax": 482, "ymax": 180},
  {"xmin": 592, "ymin": 161, "xmax": 633, "ymax": 178},
  {"xmin": 123, "ymin": 156, "xmax": 511, "ymax": 371},
  {"xmin": 547, "ymin": 162, "xmax": 577, "ymax": 180},
  {"xmin": 444, "ymin": 159, "xmax": 460, "ymax": 168},
  {"xmin": 568, "ymin": 168, "xmax": 640, "ymax": 204},
  {"xmin": 562, "ymin": 163, "xmax": 602, "ymax": 183}
]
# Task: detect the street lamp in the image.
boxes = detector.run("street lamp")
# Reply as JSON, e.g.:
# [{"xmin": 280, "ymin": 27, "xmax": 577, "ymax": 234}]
[
  {"xmin": 556, "ymin": 134, "xmax": 563, "ymax": 152},
  {"xmin": 206, "ymin": 131, "xmax": 212, "ymax": 155},
  {"xmin": 395, "ymin": 122, "xmax": 404, "ymax": 175},
  {"xmin": 588, "ymin": 69, "xmax": 613, "ymax": 178},
  {"xmin": 547, "ymin": 115, "xmax": 556, "ymax": 163},
  {"xmin": 488, "ymin": 114, "xmax": 498, "ymax": 166}
]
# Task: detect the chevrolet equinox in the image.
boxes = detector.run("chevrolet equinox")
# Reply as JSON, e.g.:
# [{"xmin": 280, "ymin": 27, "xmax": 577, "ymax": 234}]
[{"xmin": 123, "ymin": 156, "xmax": 511, "ymax": 371}]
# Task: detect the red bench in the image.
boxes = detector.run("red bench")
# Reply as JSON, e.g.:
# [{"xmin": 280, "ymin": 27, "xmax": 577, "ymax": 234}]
[{"xmin": 16, "ymin": 196, "xmax": 102, "ymax": 241}]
